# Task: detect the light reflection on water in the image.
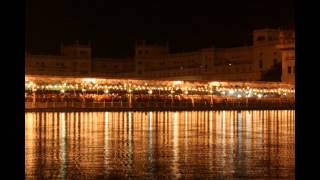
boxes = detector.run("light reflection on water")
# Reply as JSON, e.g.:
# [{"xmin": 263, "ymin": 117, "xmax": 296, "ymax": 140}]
[{"xmin": 25, "ymin": 110, "xmax": 295, "ymax": 179}]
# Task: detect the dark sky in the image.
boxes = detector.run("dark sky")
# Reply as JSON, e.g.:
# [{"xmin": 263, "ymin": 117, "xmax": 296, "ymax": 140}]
[{"xmin": 26, "ymin": 0, "xmax": 294, "ymax": 58}]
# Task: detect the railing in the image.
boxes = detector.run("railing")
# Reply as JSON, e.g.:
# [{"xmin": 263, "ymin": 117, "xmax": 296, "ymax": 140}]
[{"xmin": 25, "ymin": 99, "xmax": 295, "ymax": 110}]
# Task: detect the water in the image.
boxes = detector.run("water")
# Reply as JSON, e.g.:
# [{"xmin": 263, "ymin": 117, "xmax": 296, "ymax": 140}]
[{"xmin": 25, "ymin": 110, "xmax": 295, "ymax": 179}]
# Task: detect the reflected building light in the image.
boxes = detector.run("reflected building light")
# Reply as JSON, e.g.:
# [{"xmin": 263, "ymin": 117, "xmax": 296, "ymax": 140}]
[
  {"xmin": 229, "ymin": 112, "xmax": 235, "ymax": 165},
  {"xmin": 128, "ymin": 112, "xmax": 133, "ymax": 173},
  {"xmin": 147, "ymin": 111, "xmax": 153, "ymax": 175},
  {"xmin": 173, "ymin": 112, "xmax": 179, "ymax": 178},
  {"xmin": 221, "ymin": 111, "xmax": 226, "ymax": 168},
  {"xmin": 104, "ymin": 111, "xmax": 109, "ymax": 175},
  {"xmin": 148, "ymin": 112, "xmax": 152, "ymax": 132},
  {"xmin": 184, "ymin": 111, "xmax": 189, "ymax": 166},
  {"xmin": 237, "ymin": 111, "xmax": 242, "ymax": 161},
  {"xmin": 246, "ymin": 111, "xmax": 251, "ymax": 148},
  {"xmin": 60, "ymin": 112, "xmax": 66, "ymax": 180}
]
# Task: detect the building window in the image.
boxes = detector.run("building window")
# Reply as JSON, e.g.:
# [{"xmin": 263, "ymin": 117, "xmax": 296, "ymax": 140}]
[
  {"xmin": 138, "ymin": 50, "xmax": 142, "ymax": 55},
  {"xmin": 273, "ymin": 59, "xmax": 277, "ymax": 66},
  {"xmin": 268, "ymin": 36, "xmax": 272, "ymax": 41},
  {"xmin": 81, "ymin": 63, "xmax": 87, "ymax": 67},
  {"xmin": 259, "ymin": 60, "xmax": 263, "ymax": 69},
  {"xmin": 259, "ymin": 52, "xmax": 263, "ymax": 56},
  {"xmin": 80, "ymin": 51, "xmax": 88, "ymax": 56},
  {"xmin": 288, "ymin": 66, "xmax": 292, "ymax": 74},
  {"xmin": 145, "ymin": 50, "xmax": 149, "ymax": 54},
  {"xmin": 257, "ymin": 36, "xmax": 265, "ymax": 41}
]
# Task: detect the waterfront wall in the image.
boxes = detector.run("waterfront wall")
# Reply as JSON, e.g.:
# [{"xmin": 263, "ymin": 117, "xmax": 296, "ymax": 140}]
[{"xmin": 25, "ymin": 100, "xmax": 295, "ymax": 112}]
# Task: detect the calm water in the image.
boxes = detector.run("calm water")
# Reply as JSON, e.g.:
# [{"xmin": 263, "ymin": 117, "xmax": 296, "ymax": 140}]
[{"xmin": 25, "ymin": 110, "xmax": 295, "ymax": 179}]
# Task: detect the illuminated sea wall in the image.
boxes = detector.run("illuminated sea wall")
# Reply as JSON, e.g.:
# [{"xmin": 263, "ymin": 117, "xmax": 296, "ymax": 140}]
[{"xmin": 25, "ymin": 75, "xmax": 294, "ymax": 111}]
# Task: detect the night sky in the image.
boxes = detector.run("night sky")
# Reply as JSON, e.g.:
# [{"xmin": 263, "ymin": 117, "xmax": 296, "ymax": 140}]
[{"xmin": 26, "ymin": 0, "xmax": 294, "ymax": 58}]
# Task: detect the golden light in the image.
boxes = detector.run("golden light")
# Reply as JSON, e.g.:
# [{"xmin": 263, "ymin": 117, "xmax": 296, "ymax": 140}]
[
  {"xmin": 82, "ymin": 78, "xmax": 96, "ymax": 83},
  {"xmin": 173, "ymin": 81, "xmax": 183, "ymax": 85},
  {"xmin": 148, "ymin": 89, "xmax": 153, "ymax": 95}
]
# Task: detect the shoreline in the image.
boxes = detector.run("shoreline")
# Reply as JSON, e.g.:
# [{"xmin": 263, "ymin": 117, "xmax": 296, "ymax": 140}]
[{"xmin": 25, "ymin": 102, "xmax": 295, "ymax": 112}]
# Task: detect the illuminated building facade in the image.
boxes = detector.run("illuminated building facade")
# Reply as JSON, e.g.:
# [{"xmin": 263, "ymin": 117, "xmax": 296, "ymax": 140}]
[
  {"xmin": 134, "ymin": 29, "xmax": 293, "ymax": 82},
  {"xmin": 25, "ymin": 41, "xmax": 92, "ymax": 76},
  {"xmin": 25, "ymin": 29, "xmax": 295, "ymax": 84},
  {"xmin": 279, "ymin": 31, "xmax": 295, "ymax": 84}
]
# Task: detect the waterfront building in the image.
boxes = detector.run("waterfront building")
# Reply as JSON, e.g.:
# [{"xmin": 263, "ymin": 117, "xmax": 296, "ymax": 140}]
[
  {"xmin": 25, "ymin": 29, "xmax": 295, "ymax": 84},
  {"xmin": 279, "ymin": 31, "xmax": 295, "ymax": 84},
  {"xmin": 25, "ymin": 41, "xmax": 92, "ymax": 76}
]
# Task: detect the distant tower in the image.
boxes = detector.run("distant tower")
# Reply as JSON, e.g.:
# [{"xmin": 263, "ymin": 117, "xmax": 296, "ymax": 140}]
[
  {"xmin": 134, "ymin": 40, "xmax": 169, "ymax": 76},
  {"xmin": 134, "ymin": 40, "xmax": 168, "ymax": 58},
  {"xmin": 253, "ymin": 29, "xmax": 281, "ymax": 46},
  {"xmin": 61, "ymin": 40, "xmax": 92, "ymax": 58}
]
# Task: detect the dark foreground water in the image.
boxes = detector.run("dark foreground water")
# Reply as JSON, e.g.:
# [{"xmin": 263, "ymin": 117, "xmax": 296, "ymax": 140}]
[{"xmin": 25, "ymin": 110, "xmax": 295, "ymax": 179}]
